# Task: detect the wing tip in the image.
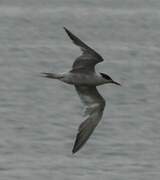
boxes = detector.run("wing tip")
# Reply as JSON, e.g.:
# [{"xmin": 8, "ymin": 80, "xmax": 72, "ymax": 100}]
[
  {"xmin": 63, "ymin": 26, "xmax": 68, "ymax": 32},
  {"xmin": 72, "ymin": 132, "xmax": 84, "ymax": 154},
  {"xmin": 63, "ymin": 26, "xmax": 71, "ymax": 36},
  {"xmin": 72, "ymin": 139, "xmax": 80, "ymax": 154},
  {"xmin": 72, "ymin": 147, "xmax": 77, "ymax": 154}
]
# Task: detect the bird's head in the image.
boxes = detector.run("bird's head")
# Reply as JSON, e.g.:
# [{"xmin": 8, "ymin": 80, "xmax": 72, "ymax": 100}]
[{"xmin": 100, "ymin": 73, "xmax": 121, "ymax": 86}]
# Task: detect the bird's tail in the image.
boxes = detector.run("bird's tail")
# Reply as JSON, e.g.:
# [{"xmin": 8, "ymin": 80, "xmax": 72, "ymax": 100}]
[{"xmin": 41, "ymin": 72, "xmax": 63, "ymax": 79}]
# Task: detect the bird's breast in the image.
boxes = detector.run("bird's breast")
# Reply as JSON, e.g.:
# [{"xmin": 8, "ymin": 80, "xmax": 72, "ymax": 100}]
[{"xmin": 60, "ymin": 72, "xmax": 106, "ymax": 86}]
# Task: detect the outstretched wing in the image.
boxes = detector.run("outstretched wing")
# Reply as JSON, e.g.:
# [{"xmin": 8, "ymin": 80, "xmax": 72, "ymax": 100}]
[
  {"xmin": 73, "ymin": 86, "xmax": 105, "ymax": 153},
  {"xmin": 64, "ymin": 27, "xmax": 104, "ymax": 73}
]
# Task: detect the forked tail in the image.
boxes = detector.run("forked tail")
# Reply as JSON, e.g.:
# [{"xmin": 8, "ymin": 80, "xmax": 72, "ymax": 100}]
[{"xmin": 41, "ymin": 72, "xmax": 62, "ymax": 79}]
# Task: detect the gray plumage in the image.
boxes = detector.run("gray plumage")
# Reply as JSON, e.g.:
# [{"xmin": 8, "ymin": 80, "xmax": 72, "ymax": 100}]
[
  {"xmin": 42, "ymin": 27, "xmax": 120, "ymax": 154},
  {"xmin": 73, "ymin": 86, "xmax": 105, "ymax": 153},
  {"xmin": 64, "ymin": 27, "xmax": 103, "ymax": 73}
]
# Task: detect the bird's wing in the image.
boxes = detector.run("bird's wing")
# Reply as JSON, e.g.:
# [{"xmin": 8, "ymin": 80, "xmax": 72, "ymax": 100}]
[
  {"xmin": 64, "ymin": 27, "xmax": 104, "ymax": 73},
  {"xmin": 73, "ymin": 85, "xmax": 105, "ymax": 153}
]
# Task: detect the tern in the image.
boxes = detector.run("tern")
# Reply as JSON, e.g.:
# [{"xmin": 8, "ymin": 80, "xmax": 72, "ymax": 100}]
[{"xmin": 42, "ymin": 27, "xmax": 121, "ymax": 154}]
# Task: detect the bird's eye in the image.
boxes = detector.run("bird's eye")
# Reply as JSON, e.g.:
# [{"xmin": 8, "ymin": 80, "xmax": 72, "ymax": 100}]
[{"xmin": 100, "ymin": 73, "xmax": 112, "ymax": 80}]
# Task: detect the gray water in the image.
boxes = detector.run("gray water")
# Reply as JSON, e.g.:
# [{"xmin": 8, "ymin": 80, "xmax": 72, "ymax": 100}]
[{"xmin": 0, "ymin": 0, "xmax": 160, "ymax": 179}]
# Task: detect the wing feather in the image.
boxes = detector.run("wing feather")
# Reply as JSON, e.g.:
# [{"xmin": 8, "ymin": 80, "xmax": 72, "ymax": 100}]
[
  {"xmin": 64, "ymin": 27, "xmax": 104, "ymax": 73},
  {"xmin": 72, "ymin": 86, "xmax": 105, "ymax": 153}
]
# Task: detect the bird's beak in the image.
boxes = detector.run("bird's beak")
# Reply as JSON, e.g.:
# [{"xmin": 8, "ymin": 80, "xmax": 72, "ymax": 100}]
[{"xmin": 112, "ymin": 81, "xmax": 121, "ymax": 86}]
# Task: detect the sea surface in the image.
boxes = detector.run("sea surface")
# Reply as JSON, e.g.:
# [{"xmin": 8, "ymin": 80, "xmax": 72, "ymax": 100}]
[{"xmin": 0, "ymin": 0, "xmax": 160, "ymax": 179}]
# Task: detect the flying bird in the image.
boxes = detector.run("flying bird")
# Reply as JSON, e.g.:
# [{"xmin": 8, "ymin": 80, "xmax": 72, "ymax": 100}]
[{"xmin": 42, "ymin": 27, "xmax": 121, "ymax": 154}]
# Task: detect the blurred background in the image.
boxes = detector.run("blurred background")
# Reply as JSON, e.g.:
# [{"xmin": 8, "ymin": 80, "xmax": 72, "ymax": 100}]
[{"xmin": 0, "ymin": 0, "xmax": 160, "ymax": 179}]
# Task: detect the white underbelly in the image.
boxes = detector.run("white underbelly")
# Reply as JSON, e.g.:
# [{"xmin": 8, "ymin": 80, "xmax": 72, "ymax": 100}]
[{"xmin": 60, "ymin": 72, "xmax": 105, "ymax": 86}]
